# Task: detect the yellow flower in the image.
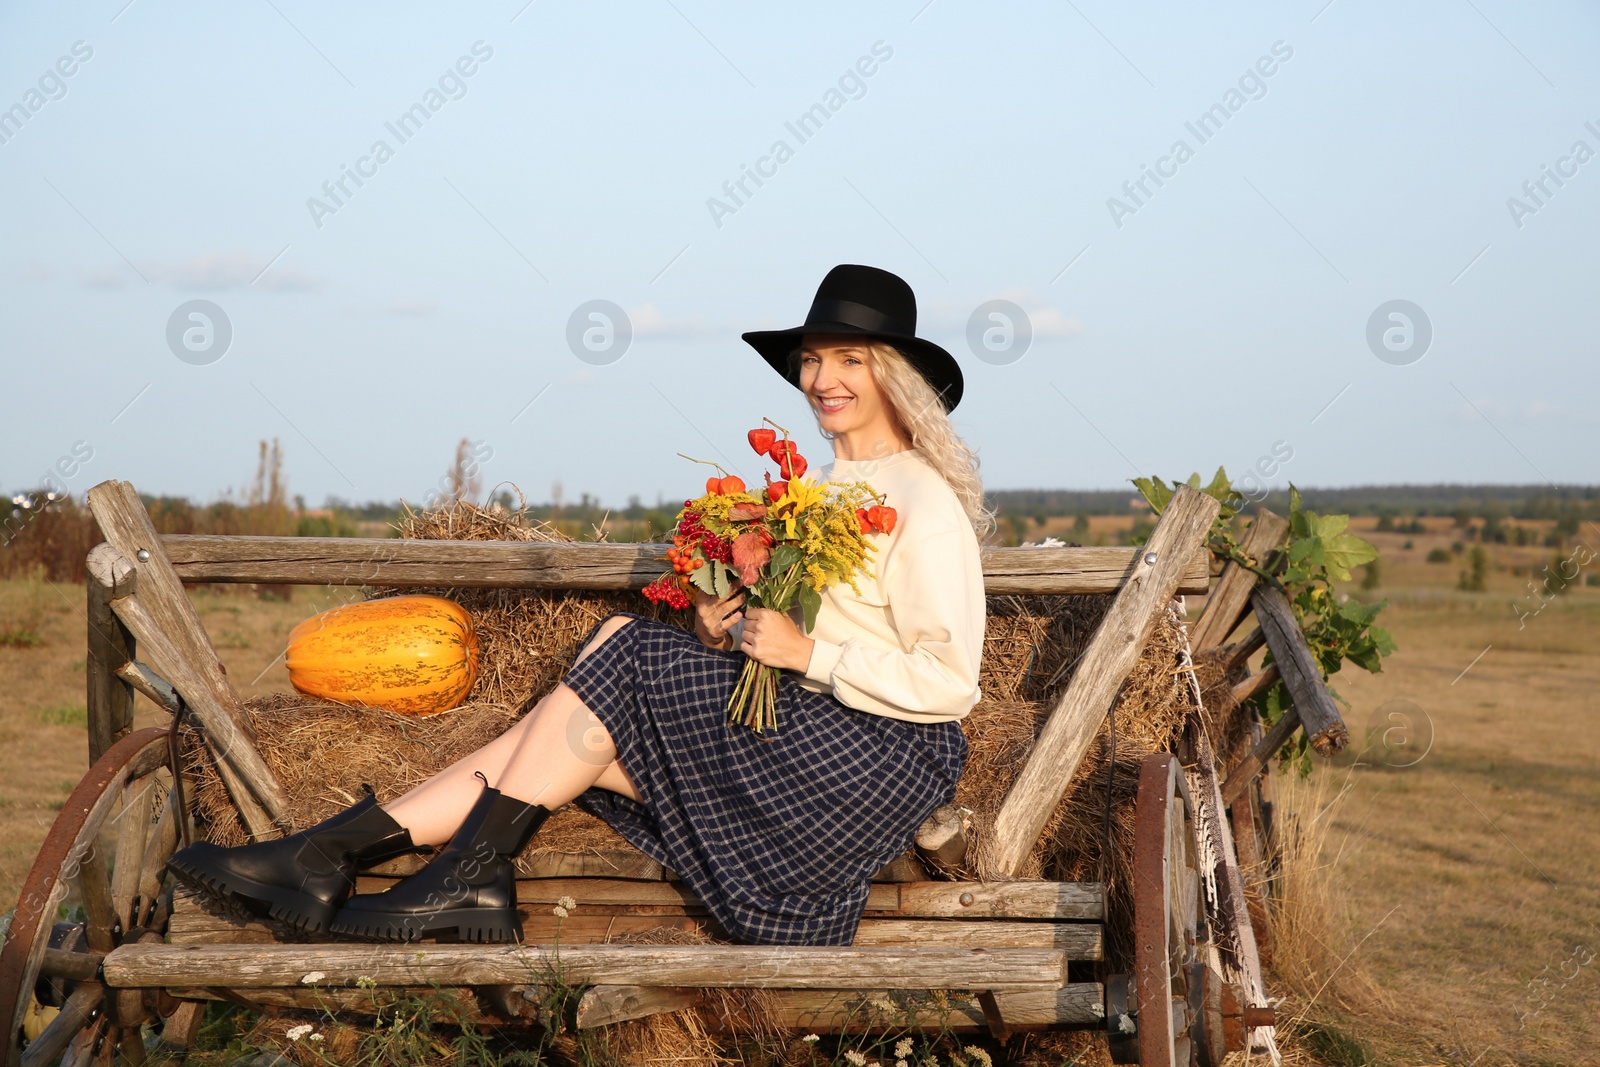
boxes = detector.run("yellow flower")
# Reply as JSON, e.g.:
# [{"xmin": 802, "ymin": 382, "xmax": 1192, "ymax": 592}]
[{"xmin": 771, "ymin": 476, "xmax": 826, "ymax": 540}]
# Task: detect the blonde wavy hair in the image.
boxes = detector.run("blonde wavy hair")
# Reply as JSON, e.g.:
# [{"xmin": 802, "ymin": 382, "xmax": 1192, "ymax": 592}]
[{"xmin": 788, "ymin": 339, "xmax": 998, "ymax": 541}]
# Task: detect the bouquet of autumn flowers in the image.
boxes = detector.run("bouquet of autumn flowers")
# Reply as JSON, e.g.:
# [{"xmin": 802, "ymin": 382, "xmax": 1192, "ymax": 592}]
[{"xmin": 642, "ymin": 418, "xmax": 899, "ymax": 734}]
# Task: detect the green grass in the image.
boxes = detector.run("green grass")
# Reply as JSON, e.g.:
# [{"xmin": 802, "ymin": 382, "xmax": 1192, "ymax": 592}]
[
  {"xmin": 0, "ymin": 627, "xmax": 42, "ymax": 649},
  {"xmin": 34, "ymin": 703, "xmax": 86, "ymax": 727}
]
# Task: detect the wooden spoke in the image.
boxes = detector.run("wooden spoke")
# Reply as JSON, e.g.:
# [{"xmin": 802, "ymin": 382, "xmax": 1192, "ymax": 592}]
[
  {"xmin": 134, "ymin": 783, "xmax": 180, "ymax": 931},
  {"xmin": 109, "ymin": 773, "xmax": 158, "ymax": 931},
  {"xmin": 18, "ymin": 984, "xmax": 101, "ymax": 1067}
]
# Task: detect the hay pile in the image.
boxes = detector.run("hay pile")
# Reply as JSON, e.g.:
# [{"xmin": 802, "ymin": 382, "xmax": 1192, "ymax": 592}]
[{"xmin": 188, "ymin": 497, "xmax": 1206, "ymax": 977}]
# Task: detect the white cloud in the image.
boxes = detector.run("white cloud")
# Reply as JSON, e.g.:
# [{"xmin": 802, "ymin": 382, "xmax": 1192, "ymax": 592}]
[{"xmin": 79, "ymin": 252, "xmax": 320, "ymax": 292}]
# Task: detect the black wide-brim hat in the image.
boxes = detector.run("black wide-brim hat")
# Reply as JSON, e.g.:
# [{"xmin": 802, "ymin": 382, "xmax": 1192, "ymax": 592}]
[{"xmin": 742, "ymin": 264, "xmax": 964, "ymax": 413}]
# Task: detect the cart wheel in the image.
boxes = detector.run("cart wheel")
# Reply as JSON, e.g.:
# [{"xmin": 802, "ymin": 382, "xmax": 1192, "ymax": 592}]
[
  {"xmin": 1, "ymin": 728, "xmax": 185, "ymax": 1067},
  {"xmin": 1133, "ymin": 753, "xmax": 1265, "ymax": 1067}
]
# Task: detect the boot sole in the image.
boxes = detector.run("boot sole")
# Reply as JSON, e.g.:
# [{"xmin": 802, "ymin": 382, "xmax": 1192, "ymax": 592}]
[
  {"xmin": 329, "ymin": 906, "xmax": 522, "ymax": 944},
  {"xmin": 166, "ymin": 853, "xmax": 338, "ymax": 935}
]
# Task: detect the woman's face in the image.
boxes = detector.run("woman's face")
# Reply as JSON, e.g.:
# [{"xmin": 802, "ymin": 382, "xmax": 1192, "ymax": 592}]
[{"xmin": 798, "ymin": 335, "xmax": 897, "ymax": 440}]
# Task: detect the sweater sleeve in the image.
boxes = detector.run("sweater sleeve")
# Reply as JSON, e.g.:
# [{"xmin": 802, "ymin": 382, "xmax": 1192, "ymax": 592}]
[{"xmin": 801, "ymin": 528, "xmax": 984, "ymax": 720}]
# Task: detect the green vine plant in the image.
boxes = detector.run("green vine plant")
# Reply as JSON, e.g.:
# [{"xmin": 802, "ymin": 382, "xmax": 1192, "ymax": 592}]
[{"xmin": 1133, "ymin": 469, "xmax": 1397, "ymax": 776}]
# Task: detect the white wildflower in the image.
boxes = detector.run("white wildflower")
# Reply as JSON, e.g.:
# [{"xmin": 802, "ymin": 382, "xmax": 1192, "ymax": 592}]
[
  {"xmin": 895, "ymin": 1038, "xmax": 914, "ymax": 1058},
  {"xmin": 356, "ymin": 976, "xmax": 378, "ymax": 989},
  {"xmin": 801, "ymin": 1034, "xmax": 820, "ymax": 1044},
  {"xmin": 552, "ymin": 905, "xmax": 569, "ymax": 919},
  {"xmin": 963, "ymin": 1047, "xmax": 993, "ymax": 1067},
  {"xmin": 896, "ymin": 1060, "xmax": 909, "ymax": 1067},
  {"xmin": 285, "ymin": 1024, "xmax": 313, "ymax": 1042},
  {"xmin": 557, "ymin": 895, "xmax": 577, "ymax": 910},
  {"xmin": 309, "ymin": 1033, "xmax": 324, "ymax": 1043},
  {"xmin": 300, "ymin": 971, "xmax": 326, "ymax": 985},
  {"xmin": 845, "ymin": 1051, "xmax": 867, "ymax": 1066}
]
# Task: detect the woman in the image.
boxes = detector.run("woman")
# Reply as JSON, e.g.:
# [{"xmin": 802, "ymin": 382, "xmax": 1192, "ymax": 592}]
[{"xmin": 167, "ymin": 263, "xmax": 996, "ymax": 947}]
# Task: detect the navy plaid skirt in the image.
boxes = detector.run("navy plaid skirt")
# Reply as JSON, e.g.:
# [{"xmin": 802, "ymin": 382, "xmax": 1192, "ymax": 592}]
[{"xmin": 560, "ymin": 611, "xmax": 967, "ymax": 946}]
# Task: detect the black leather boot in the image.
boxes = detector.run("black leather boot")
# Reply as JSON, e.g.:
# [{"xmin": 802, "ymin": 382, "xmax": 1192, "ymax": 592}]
[
  {"xmin": 330, "ymin": 777, "xmax": 551, "ymax": 943},
  {"xmin": 166, "ymin": 788, "xmax": 418, "ymax": 935}
]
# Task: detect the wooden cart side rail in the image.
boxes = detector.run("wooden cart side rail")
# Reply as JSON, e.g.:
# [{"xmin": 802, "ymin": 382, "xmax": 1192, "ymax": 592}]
[
  {"xmin": 506, "ymin": 877, "xmax": 1106, "ymax": 919},
  {"xmin": 156, "ymin": 534, "xmax": 1212, "ymax": 596},
  {"xmin": 102, "ymin": 943, "xmax": 1070, "ymax": 991}
]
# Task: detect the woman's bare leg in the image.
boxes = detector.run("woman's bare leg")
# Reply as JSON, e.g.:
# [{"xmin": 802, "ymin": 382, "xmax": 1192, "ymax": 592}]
[{"xmin": 382, "ymin": 616, "xmax": 643, "ymax": 844}]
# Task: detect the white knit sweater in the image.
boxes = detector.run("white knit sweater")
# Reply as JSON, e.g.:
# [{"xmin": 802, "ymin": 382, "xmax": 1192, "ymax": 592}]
[{"xmin": 730, "ymin": 448, "xmax": 985, "ymax": 723}]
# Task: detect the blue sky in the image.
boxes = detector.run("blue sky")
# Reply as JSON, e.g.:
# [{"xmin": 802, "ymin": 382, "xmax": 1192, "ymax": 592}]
[{"xmin": 2, "ymin": 1, "xmax": 1595, "ymax": 509}]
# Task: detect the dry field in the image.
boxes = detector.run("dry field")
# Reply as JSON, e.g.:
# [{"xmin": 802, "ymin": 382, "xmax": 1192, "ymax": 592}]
[{"xmin": 0, "ymin": 514, "xmax": 1594, "ymax": 1065}]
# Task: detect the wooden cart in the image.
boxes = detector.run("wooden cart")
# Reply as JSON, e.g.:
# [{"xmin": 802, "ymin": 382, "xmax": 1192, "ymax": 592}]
[{"xmin": 2, "ymin": 480, "xmax": 1284, "ymax": 1066}]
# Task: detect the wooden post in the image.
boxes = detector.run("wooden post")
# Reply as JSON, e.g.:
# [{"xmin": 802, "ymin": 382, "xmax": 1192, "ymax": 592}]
[
  {"xmin": 1249, "ymin": 584, "xmax": 1348, "ymax": 756},
  {"xmin": 85, "ymin": 546, "xmax": 136, "ymax": 764},
  {"xmin": 988, "ymin": 485, "xmax": 1220, "ymax": 877},
  {"xmin": 1189, "ymin": 507, "xmax": 1290, "ymax": 653},
  {"xmin": 84, "ymin": 484, "xmax": 290, "ymax": 838}
]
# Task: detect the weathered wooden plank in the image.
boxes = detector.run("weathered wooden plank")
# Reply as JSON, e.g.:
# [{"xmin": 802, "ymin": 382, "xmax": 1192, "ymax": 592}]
[
  {"xmin": 85, "ymin": 483, "xmax": 291, "ymax": 833},
  {"xmin": 85, "ymin": 544, "xmax": 136, "ymax": 764},
  {"xmin": 157, "ymin": 535, "xmax": 1210, "ymax": 597},
  {"xmin": 1218, "ymin": 626, "xmax": 1266, "ymax": 674},
  {"xmin": 989, "ymin": 484, "xmax": 1221, "ymax": 876},
  {"xmin": 1189, "ymin": 507, "xmax": 1290, "ymax": 652},
  {"xmin": 1222, "ymin": 705, "xmax": 1301, "ymax": 806},
  {"xmin": 1229, "ymin": 663, "xmax": 1279, "ymax": 707},
  {"xmin": 576, "ymin": 986, "xmax": 703, "ymax": 1028},
  {"xmin": 1250, "ymin": 584, "xmax": 1347, "ymax": 755},
  {"xmin": 168, "ymin": 887, "xmax": 1102, "ymax": 957},
  {"xmin": 103, "ymin": 943, "xmax": 1069, "ymax": 991},
  {"xmin": 501, "ymin": 878, "xmax": 1103, "ymax": 920},
  {"xmin": 913, "ymin": 805, "xmax": 971, "ymax": 872},
  {"xmin": 767, "ymin": 985, "xmax": 1106, "ymax": 1032},
  {"xmin": 166, "ymin": 983, "xmax": 1107, "ymax": 1033},
  {"xmin": 105, "ymin": 583, "xmax": 281, "ymax": 839}
]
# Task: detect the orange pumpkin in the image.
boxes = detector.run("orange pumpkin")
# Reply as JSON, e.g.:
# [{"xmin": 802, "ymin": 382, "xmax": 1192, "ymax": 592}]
[{"xmin": 285, "ymin": 595, "xmax": 479, "ymax": 715}]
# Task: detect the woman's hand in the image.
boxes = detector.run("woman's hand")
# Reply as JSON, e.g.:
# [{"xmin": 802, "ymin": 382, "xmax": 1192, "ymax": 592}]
[
  {"xmin": 692, "ymin": 582, "xmax": 747, "ymax": 650},
  {"xmin": 739, "ymin": 606, "xmax": 815, "ymax": 674}
]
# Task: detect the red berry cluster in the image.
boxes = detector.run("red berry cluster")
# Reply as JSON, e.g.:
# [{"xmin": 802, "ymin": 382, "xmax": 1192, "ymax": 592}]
[{"xmin": 642, "ymin": 573, "xmax": 691, "ymax": 610}]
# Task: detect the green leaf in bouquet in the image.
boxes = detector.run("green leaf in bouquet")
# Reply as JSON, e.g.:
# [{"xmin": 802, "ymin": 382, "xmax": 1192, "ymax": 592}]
[
  {"xmin": 797, "ymin": 583, "xmax": 822, "ymax": 633},
  {"xmin": 710, "ymin": 559, "xmax": 732, "ymax": 597},
  {"xmin": 770, "ymin": 543, "xmax": 802, "ymax": 575},
  {"xmin": 688, "ymin": 561, "xmax": 718, "ymax": 595}
]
